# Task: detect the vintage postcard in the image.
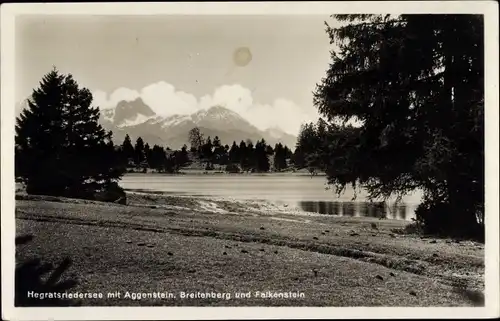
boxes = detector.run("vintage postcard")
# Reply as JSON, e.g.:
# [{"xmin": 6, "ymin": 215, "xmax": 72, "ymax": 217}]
[{"xmin": 1, "ymin": 1, "xmax": 499, "ymax": 320}]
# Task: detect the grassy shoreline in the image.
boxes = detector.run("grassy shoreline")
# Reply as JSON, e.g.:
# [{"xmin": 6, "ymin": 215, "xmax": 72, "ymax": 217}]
[{"xmin": 15, "ymin": 191, "xmax": 484, "ymax": 307}]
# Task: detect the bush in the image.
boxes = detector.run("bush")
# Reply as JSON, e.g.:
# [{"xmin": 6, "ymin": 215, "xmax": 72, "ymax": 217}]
[
  {"xmin": 93, "ymin": 182, "xmax": 127, "ymax": 205},
  {"xmin": 414, "ymin": 200, "xmax": 452, "ymax": 236},
  {"xmin": 225, "ymin": 163, "xmax": 240, "ymax": 173},
  {"xmin": 415, "ymin": 199, "xmax": 484, "ymax": 241},
  {"xmin": 63, "ymin": 184, "xmax": 96, "ymax": 200}
]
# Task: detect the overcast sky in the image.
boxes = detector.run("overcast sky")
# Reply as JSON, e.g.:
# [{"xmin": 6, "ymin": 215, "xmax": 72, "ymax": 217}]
[{"xmin": 16, "ymin": 15, "xmax": 337, "ymax": 135}]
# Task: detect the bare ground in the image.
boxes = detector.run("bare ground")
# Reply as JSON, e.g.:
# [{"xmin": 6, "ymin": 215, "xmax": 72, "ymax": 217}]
[{"xmin": 14, "ymin": 192, "xmax": 484, "ymax": 307}]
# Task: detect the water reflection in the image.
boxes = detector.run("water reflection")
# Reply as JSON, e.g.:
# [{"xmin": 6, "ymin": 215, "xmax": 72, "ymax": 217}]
[{"xmin": 299, "ymin": 201, "xmax": 414, "ymax": 221}]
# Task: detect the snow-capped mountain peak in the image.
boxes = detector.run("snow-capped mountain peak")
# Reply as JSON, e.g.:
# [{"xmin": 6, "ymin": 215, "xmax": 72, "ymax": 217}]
[
  {"xmin": 113, "ymin": 97, "xmax": 156, "ymax": 127},
  {"xmin": 14, "ymin": 91, "xmax": 297, "ymax": 150},
  {"xmin": 192, "ymin": 105, "xmax": 244, "ymax": 123},
  {"xmin": 15, "ymin": 95, "xmax": 297, "ymax": 149},
  {"xmin": 116, "ymin": 113, "xmax": 156, "ymax": 128},
  {"xmin": 98, "ymin": 100, "xmax": 297, "ymax": 148},
  {"xmin": 158, "ymin": 114, "xmax": 192, "ymax": 128}
]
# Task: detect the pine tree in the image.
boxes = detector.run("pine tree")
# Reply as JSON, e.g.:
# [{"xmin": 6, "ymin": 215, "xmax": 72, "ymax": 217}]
[
  {"xmin": 295, "ymin": 122, "xmax": 322, "ymax": 171},
  {"xmin": 229, "ymin": 141, "xmax": 240, "ymax": 164},
  {"xmin": 163, "ymin": 153, "xmax": 176, "ymax": 173},
  {"xmin": 177, "ymin": 145, "xmax": 191, "ymax": 168},
  {"xmin": 15, "ymin": 68, "xmax": 124, "ymax": 198},
  {"xmin": 121, "ymin": 134, "xmax": 135, "ymax": 166},
  {"xmin": 211, "ymin": 136, "xmax": 224, "ymax": 166},
  {"xmin": 144, "ymin": 143, "xmax": 151, "ymax": 168},
  {"xmin": 134, "ymin": 137, "xmax": 146, "ymax": 167},
  {"xmin": 254, "ymin": 139, "xmax": 270, "ymax": 172},
  {"xmin": 291, "ymin": 146, "xmax": 306, "ymax": 169},
  {"xmin": 274, "ymin": 143, "xmax": 287, "ymax": 171},
  {"xmin": 238, "ymin": 140, "xmax": 249, "ymax": 171},
  {"xmin": 149, "ymin": 145, "xmax": 166, "ymax": 171},
  {"xmin": 313, "ymin": 14, "xmax": 484, "ymax": 238},
  {"xmin": 201, "ymin": 136, "xmax": 213, "ymax": 169},
  {"xmin": 105, "ymin": 133, "xmax": 125, "ymax": 173},
  {"xmin": 244, "ymin": 141, "xmax": 255, "ymax": 172},
  {"xmin": 266, "ymin": 144, "xmax": 274, "ymax": 156}
]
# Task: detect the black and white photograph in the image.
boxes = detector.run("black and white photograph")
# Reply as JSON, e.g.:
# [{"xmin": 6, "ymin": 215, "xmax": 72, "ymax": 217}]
[{"xmin": 1, "ymin": 1, "xmax": 499, "ymax": 320}]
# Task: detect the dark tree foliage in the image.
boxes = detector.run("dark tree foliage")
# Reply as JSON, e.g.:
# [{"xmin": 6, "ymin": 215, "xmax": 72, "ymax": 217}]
[
  {"xmin": 201, "ymin": 136, "xmax": 214, "ymax": 169},
  {"xmin": 163, "ymin": 154, "xmax": 177, "ymax": 173},
  {"xmin": 229, "ymin": 141, "xmax": 241, "ymax": 164},
  {"xmin": 291, "ymin": 146, "xmax": 306, "ymax": 169},
  {"xmin": 266, "ymin": 145, "xmax": 274, "ymax": 156},
  {"xmin": 296, "ymin": 123, "xmax": 318, "ymax": 158},
  {"xmin": 213, "ymin": 136, "xmax": 221, "ymax": 149},
  {"xmin": 244, "ymin": 141, "xmax": 255, "ymax": 172},
  {"xmin": 221, "ymin": 144, "xmax": 231, "ymax": 166},
  {"xmin": 254, "ymin": 139, "xmax": 270, "ymax": 172},
  {"xmin": 238, "ymin": 140, "xmax": 251, "ymax": 172},
  {"xmin": 149, "ymin": 144, "xmax": 167, "ymax": 171},
  {"xmin": 15, "ymin": 68, "xmax": 125, "ymax": 199},
  {"xmin": 144, "ymin": 143, "xmax": 151, "ymax": 166},
  {"xmin": 134, "ymin": 137, "xmax": 146, "ymax": 167},
  {"xmin": 295, "ymin": 122, "xmax": 326, "ymax": 175},
  {"xmin": 188, "ymin": 127, "xmax": 205, "ymax": 160},
  {"xmin": 119, "ymin": 129, "xmax": 292, "ymax": 173},
  {"xmin": 175, "ymin": 145, "xmax": 191, "ymax": 169},
  {"xmin": 179, "ymin": 144, "xmax": 191, "ymax": 167},
  {"xmin": 212, "ymin": 136, "xmax": 228, "ymax": 167},
  {"xmin": 283, "ymin": 145, "xmax": 293, "ymax": 160},
  {"xmin": 313, "ymin": 14, "xmax": 484, "ymax": 239},
  {"xmin": 121, "ymin": 134, "xmax": 135, "ymax": 166},
  {"xmin": 274, "ymin": 143, "xmax": 287, "ymax": 171},
  {"xmin": 225, "ymin": 163, "xmax": 241, "ymax": 173}
]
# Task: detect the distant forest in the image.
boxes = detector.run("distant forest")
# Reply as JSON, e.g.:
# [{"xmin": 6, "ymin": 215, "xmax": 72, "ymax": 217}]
[{"xmin": 119, "ymin": 127, "xmax": 300, "ymax": 174}]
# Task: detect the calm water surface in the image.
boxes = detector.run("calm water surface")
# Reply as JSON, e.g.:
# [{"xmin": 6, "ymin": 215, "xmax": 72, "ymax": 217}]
[{"xmin": 120, "ymin": 173, "xmax": 422, "ymax": 221}]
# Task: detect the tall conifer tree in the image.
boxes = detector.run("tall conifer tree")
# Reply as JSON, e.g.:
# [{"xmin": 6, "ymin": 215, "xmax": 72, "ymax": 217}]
[{"xmin": 15, "ymin": 68, "xmax": 124, "ymax": 197}]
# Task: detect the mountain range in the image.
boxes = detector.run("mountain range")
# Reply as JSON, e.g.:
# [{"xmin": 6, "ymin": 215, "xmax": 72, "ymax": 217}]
[{"xmin": 16, "ymin": 97, "xmax": 298, "ymax": 150}]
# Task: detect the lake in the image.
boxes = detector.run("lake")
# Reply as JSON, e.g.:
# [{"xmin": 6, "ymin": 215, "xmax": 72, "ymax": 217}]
[{"xmin": 120, "ymin": 173, "xmax": 423, "ymax": 221}]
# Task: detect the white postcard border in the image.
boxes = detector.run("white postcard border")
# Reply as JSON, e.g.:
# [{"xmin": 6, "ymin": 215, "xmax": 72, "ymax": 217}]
[{"xmin": 2, "ymin": 2, "xmax": 498, "ymax": 320}]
